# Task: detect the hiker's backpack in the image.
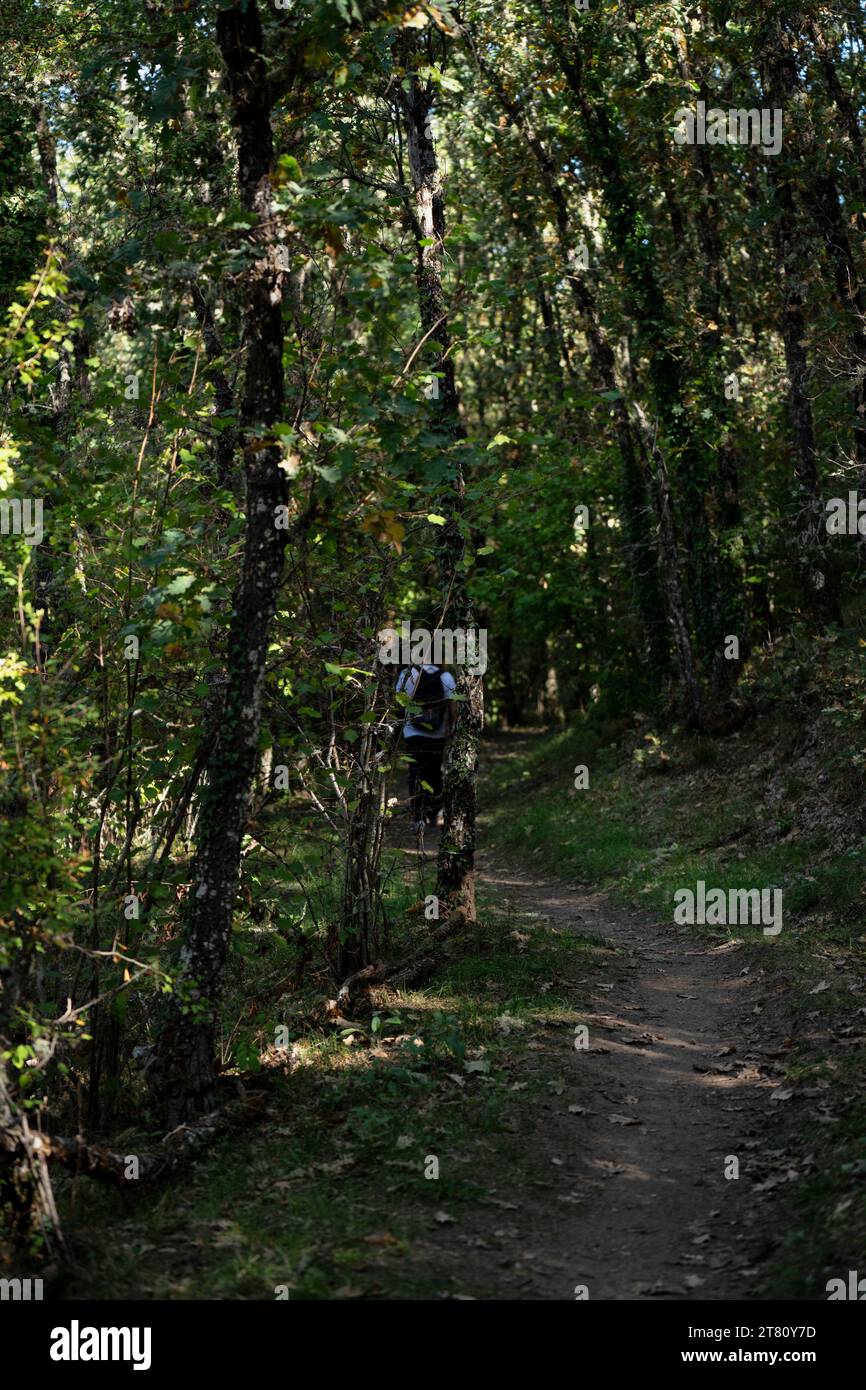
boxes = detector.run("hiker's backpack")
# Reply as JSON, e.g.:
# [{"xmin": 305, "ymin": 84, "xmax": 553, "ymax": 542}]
[{"xmin": 408, "ymin": 666, "xmax": 446, "ymax": 733}]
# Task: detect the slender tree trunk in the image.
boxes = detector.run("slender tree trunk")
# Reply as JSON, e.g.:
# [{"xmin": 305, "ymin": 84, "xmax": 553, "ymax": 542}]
[
  {"xmin": 471, "ymin": 39, "xmax": 679, "ymax": 703},
  {"xmin": 559, "ymin": 23, "xmax": 728, "ymax": 681},
  {"xmin": 811, "ymin": 173, "xmax": 866, "ymax": 492},
  {"xmin": 397, "ymin": 43, "xmax": 482, "ymax": 918},
  {"xmin": 153, "ymin": 0, "xmax": 290, "ymax": 1123},
  {"xmin": 32, "ymin": 103, "xmax": 59, "ymax": 208},
  {"xmin": 632, "ymin": 403, "xmax": 704, "ymax": 726},
  {"xmin": 772, "ymin": 14, "xmax": 866, "ymax": 506},
  {"xmin": 190, "ymin": 282, "xmax": 238, "ymax": 496},
  {"xmin": 790, "ymin": 32, "xmax": 866, "ymax": 500},
  {"xmin": 807, "ymin": 14, "xmax": 866, "ymax": 209},
  {"xmin": 496, "ymin": 627, "xmax": 523, "ymax": 727},
  {"xmin": 762, "ymin": 18, "xmax": 843, "ymax": 624}
]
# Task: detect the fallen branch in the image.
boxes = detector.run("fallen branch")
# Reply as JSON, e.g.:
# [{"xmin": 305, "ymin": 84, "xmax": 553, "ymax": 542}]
[
  {"xmin": 1, "ymin": 1102, "xmax": 238, "ymax": 1189},
  {"xmin": 325, "ymin": 906, "xmax": 471, "ymax": 1018}
]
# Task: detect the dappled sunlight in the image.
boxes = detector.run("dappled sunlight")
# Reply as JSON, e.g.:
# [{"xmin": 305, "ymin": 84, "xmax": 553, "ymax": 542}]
[{"xmin": 586, "ymin": 1158, "xmax": 655, "ymax": 1184}]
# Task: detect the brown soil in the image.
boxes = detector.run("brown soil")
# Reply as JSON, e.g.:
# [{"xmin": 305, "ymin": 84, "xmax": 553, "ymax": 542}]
[{"xmin": 409, "ymin": 855, "xmax": 796, "ymax": 1300}]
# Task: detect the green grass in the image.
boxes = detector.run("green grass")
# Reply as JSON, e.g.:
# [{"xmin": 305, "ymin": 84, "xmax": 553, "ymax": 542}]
[{"xmin": 57, "ymin": 868, "xmax": 610, "ymax": 1300}]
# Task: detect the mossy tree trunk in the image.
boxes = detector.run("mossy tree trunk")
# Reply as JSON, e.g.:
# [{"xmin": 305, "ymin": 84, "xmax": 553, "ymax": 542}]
[{"xmin": 153, "ymin": 0, "xmax": 290, "ymax": 1124}]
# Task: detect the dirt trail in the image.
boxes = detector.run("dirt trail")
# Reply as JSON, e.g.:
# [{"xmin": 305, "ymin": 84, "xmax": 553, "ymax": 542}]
[{"xmin": 416, "ymin": 854, "xmax": 788, "ymax": 1301}]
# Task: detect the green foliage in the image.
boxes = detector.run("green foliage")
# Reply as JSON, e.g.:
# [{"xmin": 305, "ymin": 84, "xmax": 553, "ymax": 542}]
[{"xmin": 2, "ymin": 0, "xmax": 866, "ymax": 1278}]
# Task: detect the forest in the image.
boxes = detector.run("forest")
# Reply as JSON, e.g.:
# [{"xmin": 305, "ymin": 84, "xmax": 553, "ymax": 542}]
[{"xmin": 1, "ymin": 0, "xmax": 866, "ymax": 1313}]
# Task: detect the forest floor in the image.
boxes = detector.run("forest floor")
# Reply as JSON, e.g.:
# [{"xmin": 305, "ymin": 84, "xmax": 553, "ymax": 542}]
[{"xmin": 54, "ymin": 721, "xmax": 865, "ymax": 1301}]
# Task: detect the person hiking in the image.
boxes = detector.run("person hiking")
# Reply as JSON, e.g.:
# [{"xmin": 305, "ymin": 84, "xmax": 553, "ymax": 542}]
[{"xmin": 395, "ymin": 661, "xmax": 456, "ymax": 831}]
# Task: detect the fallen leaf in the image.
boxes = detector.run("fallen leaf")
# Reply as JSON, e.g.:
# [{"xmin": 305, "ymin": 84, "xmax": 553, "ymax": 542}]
[
  {"xmin": 363, "ymin": 1231, "xmax": 400, "ymax": 1247},
  {"xmin": 496, "ymin": 1014, "xmax": 526, "ymax": 1034}
]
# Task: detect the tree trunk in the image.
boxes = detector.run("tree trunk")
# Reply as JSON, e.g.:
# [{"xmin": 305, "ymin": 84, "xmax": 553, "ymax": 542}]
[
  {"xmin": 397, "ymin": 42, "xmax": 482, "ymax": 918},
  {"xmin": 807, "ymin": 14, "xmax": 866, "ymax": 211},
  {"xmin": 152, "ymin": 0, "xmax": 290, "ymax": 1124},
  {"xmin": 559, "ymin": 24, "xmax": 728, "ymax": 681},
  {"xmin": 762, "ymin": 18, "xmax": 843, "ymax": 625},
  {"xmin": 471, "ymin": 40, "xmax": 678, "ymax": 701}
]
